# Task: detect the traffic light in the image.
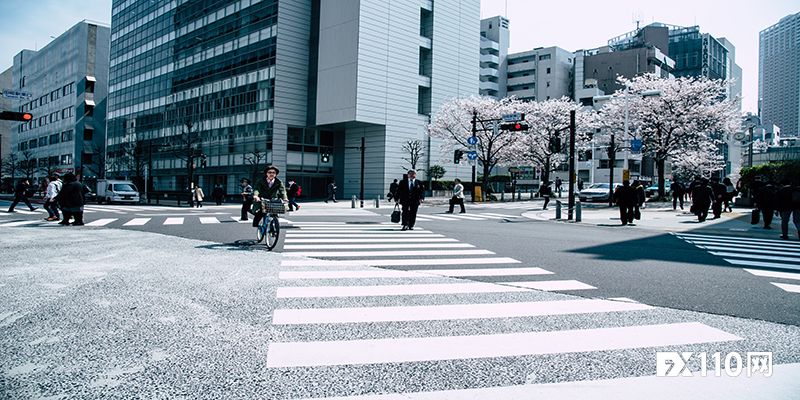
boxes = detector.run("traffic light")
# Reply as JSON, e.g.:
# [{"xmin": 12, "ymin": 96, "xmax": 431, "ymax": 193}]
[
  {"xmin": 500, "ymin": 123, "xmax": 529, "ymax": 131},
  {"xmin": 321, "ymin": 147, "xmax": 330, "ymax": 163},
  {"xmin": 454, "ymin": 149, "xmax": 463, "ymax": 164},
  {"xmin": 0, "ymin": 111, "xmax": 33, "ymax": 121},
  {"xmin": 549, "ymin": 137, "xmax": 561, "ymax": 153},
  {"xmin": 200, "ymin": 155, "xmax": 207, "ymax": 168}
]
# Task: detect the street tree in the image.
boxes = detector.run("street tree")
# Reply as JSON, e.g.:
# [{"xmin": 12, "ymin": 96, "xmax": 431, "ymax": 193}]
[
  {"xmin": 400, "ymin": 140, "xmax": 424, "ymax": 171},
  {"xmin": 507, "ymin": 97, "xmax": 594, "ymax": 184},
  {"xmin": 82, "ymin": 142, "xmax": 108, "ymax": 180},
  {"xmin": 426, "ymin": 95, "xmax": 522, "ymax": 200},
  {"xmin": 670, "ymin": 144, "xmax": 726, "ymax": 180},
  {"xmin": 426, "ymin": 165, "xmax": 446, "ymax": 182},
  {"xmin": 597, "ymin": 74, "xmax": 741, "ymax": 196},
  {"xmin": 243, "ymin": 146, "xmax": 267, "ymax": 184},
  {"xmin": 174, "ymin": 121, "xmax": 203, "ymax": 191},
  {"xmin": 18, "ymin": 151, "xmax": 37, "ymax": 180}
]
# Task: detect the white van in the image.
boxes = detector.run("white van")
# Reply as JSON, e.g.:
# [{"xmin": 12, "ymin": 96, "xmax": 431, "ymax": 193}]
[{"xmin": 96, "ymin": 180, "xmax": 140, "ymax": 204}]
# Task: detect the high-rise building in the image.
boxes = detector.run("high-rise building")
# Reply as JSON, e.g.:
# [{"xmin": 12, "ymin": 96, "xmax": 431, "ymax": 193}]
[
  {"xmin": 506, "ymin": 46, "xmax": 574, "ymax": 102},
  {"xmin": 759, "ymin": 12, "xmax": 800, "ymax": 138},
  {"xmin": 107, "ymin": 0, "xmax": 479, "ymax": 199},
  {"xmin": 9, "ymin": 21, "xmax": 110, "ymax": 187},
  {"xmin": 479, "ymin": 16, "xmax": 509, "ymax": 99}
]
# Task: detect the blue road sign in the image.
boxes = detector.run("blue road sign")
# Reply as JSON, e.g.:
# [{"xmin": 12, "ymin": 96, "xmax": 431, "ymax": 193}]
[
  {"xmin": 630, "ymin": 139, "xmax": 642, "ymax": 152},
  {"xmin": 467, "ymin": 137, "xmax": 478, "ymax": 145},
  {"xmin": 467, "ymin": 151, "xmax": 478, "ymax": 160}
]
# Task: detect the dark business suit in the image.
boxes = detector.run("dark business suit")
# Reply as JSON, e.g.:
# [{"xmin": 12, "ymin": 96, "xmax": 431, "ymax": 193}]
[{"xmin": 397, "ymin": 178, "xmax": 425, "ymax": 229}]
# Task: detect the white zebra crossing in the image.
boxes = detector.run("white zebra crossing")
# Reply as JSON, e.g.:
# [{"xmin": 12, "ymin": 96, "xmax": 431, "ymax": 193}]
[{"xmin": 415, "ymin": 212, "xmax": 521, "ymax": 221}]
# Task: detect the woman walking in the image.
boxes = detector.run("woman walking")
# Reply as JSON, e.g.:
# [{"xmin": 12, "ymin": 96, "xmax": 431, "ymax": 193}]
[{"xmin": 192, "ymin": 184, "xmax": 204, "ymax": 208}]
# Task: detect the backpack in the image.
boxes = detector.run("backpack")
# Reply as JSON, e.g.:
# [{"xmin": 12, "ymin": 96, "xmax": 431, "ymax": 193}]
[{"xmin": 296, "ymin": 185, "xmax": 301, "ymax": 195}]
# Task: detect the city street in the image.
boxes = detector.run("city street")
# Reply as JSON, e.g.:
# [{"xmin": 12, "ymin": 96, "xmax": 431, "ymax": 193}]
[{"xmin": 1, "ymin": 198, "xmax": 799, "ymax": 398}]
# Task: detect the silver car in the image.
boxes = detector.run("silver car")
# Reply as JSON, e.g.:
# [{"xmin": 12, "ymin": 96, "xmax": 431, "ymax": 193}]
[{"xmin": 579, "ymin": 183, "xmax": 621, "ymax": 202}]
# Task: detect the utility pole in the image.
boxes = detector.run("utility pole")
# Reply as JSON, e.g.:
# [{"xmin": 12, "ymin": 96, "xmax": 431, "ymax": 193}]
[
  {"xmin": 471, "ymin": 111, "xmax": 477, "ymax": 202},
  {"xmin": 360, "ymin": 136, "xmax": 365, "ymax": 208},
  {"xmin": 608, "ymin": 133, "xmax": 616, "ymax": 207},
  {"xmin": 568, "ymin": 110, "xmax": 576, "ymax": 220}
]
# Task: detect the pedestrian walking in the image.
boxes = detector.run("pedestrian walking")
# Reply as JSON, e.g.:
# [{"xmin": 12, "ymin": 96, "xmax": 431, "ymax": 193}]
[
  {"xmin": 633, "ymin": 180, "xmax": 646, "ymax": 216},
  {"xmin": 670, "ymin": 180, "xmax": 684, "ymax": 210},
  {"xmin": 691, "ymin": 178, "xmax": 714, "ymax": 222},
  {"xmin": 709, "ymin": 177, "xmax": 726, "ymax": 219},
  {"xmin": 192, "ymin": 184, "xmax": 204, "ymax": 208},
  {"xmin": 7, "ymin": 178, "xmax": 37, "ymax": 212},
  {"xmin": 614, "ymin": 180, "xmax": 638, "ymax": 225},
  {"xmin": 775, "ymin": 179, "xmax": 800, "ymax": 240},
  {"xmin": 577, "ymin": 178, "xmax": 584, "ymax": 191},
  {"xmin": 387, "ymin": 179, "xmax": 399, "ymax": 202},
  {"xmin": 324, "ymin": 180, "xmax": 337, "ymax": 203},
  {"xmin": 240, "ymin": 178, "xmax": 253, "ymax": 221},
  {"xmin": 212, "ymin": 183, "xmax": 225, "ymax": 206},
  {"xmin": 396, "ymin": 170, "xmax": 425, "ymax": 230},
  {"xmin": 286, "ymin": 179, "xmax": 301, "ymax": 211},
  {"xmin": 722, "ymin": 177, "xmax": 736, "ymax": 213},
  {"xmin": 539, "ymin": 181, "xmax": 552, "ymax": 210},
  {"xmin": 446, "ymin": 178, "xmax": 466, "ymax": 213},
  {"xmin": 555, "ymin": 177, "xmax": 563, "ymax": 195},
  {"xmin": 755, "ymin": 181, "xmax": 778, "ymax": 229},
  {"xmin": 43, "ymin": 174, "xmax": 62, "ymax": 221},
  {"xmin": 54, "ymin": 173, "xmax": 88, "ymax": 226}
]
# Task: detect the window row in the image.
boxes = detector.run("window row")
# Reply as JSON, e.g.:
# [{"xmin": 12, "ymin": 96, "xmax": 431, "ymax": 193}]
[
  {"xmin": 21, "ymin": 82, "xmax": 75, "ymax": 112},
  {"xmin": 18, "ymin": 107, "xmax": 74, "ymax": 133},
  {"xmin": 18, "ymin": 154, "xmax": 72, "ymax": 169},
  {"xmin": 17, "ymin": 130, "xmax": 74, "ymax": 151}
]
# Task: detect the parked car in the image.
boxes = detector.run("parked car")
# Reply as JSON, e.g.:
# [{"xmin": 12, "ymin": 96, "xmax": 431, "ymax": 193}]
[
  {"xmin": 578, "ymin": 183, "xmax": 620, "ymax": 202},
  {"xmin": 645, "ymin": 181, "xmax": 672, "ymax": 197}
]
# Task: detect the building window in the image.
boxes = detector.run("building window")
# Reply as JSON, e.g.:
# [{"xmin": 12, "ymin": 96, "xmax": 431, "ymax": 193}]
[
  {"xmin": 50, "ymin": 134, "xmax": 60, "ymax": 145},
  {"xmin": 547, "ymin": 82, "xmax": 550, "ymax": 87},
  {"xmin": 29, "ymin": 139, "xmax": 38, "ymax": 149},
  {"xmin": 539, "ymin": 54, "xmax": 551, "ymax": 60},
  {"xmin": 62, "ymin": 130, "xmax": 73, "ymax": 142},
  {"xmin": 49, "ymin": 156, "xmax": 59, "ymax": 166},
  {"xmin": 39, "ymin": 137, "xmax": 47, "ymax": 147},
  {"xmin": 84, "ymin": 130, "xmax": 94, "ymax": 141},
  {"xmin": 547, "ymin": 67, "xmax": 551, "ymax": 74},
  {"xmin": 61, "ymin": 154, "xmax": 72, "ymax": 165}
]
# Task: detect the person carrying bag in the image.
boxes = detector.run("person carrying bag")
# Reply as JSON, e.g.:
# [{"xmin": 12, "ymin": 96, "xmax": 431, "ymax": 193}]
[{"xmin": 446, "ymin": 178, "xmax": 466, "ymax": 213}]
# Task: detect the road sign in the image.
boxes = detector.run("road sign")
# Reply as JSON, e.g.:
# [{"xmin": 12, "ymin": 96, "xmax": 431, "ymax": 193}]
[
  {"xmin": 2, "ymin": 89, "xmax": 33, "ymax": 100},
  {"xmin": 467, "ymin": 151, "xmax": 478, "ymax": 160},
  {"xmin": 467, "ymin": 136, "xmax": 478, "ymax": 145},
  {"xmin": 630, "ymin": 139, "xmax": 642, "ymax": 152},
  {"xmin": 502, "ymin": 113, "xmax": 523, "ymax": 122},
  {"xmin": 467, "ymin": 159, "xmax": 477, "ymax": 166}
]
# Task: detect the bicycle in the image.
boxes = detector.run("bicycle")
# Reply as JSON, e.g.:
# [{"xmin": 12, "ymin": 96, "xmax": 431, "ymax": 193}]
[{"xmin": 256, "ymin": 199, "xmax": 285, "ymax": 250}]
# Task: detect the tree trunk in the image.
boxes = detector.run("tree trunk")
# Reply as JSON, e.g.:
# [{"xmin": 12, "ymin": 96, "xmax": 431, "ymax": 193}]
[
  {"xmin": 482, "ymin": 162, "xmax": 492, "ymax": 201},
  {"xmin": 657, "ymin": 158, "xmax": 666, "ymax": 197}
]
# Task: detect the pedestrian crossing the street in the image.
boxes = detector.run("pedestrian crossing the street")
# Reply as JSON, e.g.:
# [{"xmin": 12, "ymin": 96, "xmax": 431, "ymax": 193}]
[
  {"xmin": 672, "ymin": 232, "xmax": 800, "ymax": 294},
  {"xmin": 265, "ymin": 223, "xmax": 743, "ymax": 372}
]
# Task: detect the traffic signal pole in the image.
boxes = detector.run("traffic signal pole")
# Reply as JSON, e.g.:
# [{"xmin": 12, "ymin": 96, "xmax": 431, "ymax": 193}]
[
  {"xmin": 471, "ymin": 112, "xmax": 477, "ymax": 202},
  {"xmin": 568, "ymin": 110, "xmax": 576, "ymax": 220}
]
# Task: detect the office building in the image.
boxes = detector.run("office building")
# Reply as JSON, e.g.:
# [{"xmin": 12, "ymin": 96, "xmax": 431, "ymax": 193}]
[
  {"xmin": 479, "ymin": 16, "xmax": 509, "ymax": 98},
  {"xmin": 107, "ymin": 0, "xmax": 479, "ymax": 199},
  {"xmin": 759, "ymin": 12, "xmax": 800, "ymax": 138},
  {"xmin": 506, "ymin": 46, "xmax": 574, "ymax": 102},
  {"xmin": 9, "ymin": 21, "xmax": 110, "ymax": 188}
]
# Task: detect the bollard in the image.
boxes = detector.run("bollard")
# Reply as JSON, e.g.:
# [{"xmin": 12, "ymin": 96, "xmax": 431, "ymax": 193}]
[
  {"xmin": 351, "ymin": 195, "xmax": 357, "ymax": 208},
  {"xmin": 375, "ymin": 196, "xmax": 380, "ymax": 208},
  {"xmin": 531, "ymin": 192, "xmax": 534, "ymax": 200},
  {"xmin": 576, "ymin": 201, "xmax": 581, "ymax": 222},
  {"xmin": 555, "ymin": 200, "xmax": 562, "ymax": 220},
  {"xmin": 517, "ymin": 190, "xmax": 521, "ymax": 201},
  {"xmin": 501, "ymin": 191, "xmax": 504, "ymax": 201}
]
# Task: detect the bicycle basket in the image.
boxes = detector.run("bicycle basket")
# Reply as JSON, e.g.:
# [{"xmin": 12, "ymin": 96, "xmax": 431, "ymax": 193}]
[{"xmin": 262, "ymin": 201, "xmax": 287, "ymax": 214}]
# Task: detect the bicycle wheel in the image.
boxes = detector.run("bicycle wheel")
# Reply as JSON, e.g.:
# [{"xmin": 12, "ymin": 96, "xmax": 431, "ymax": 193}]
[
  {"xmin": 256, "ymin": 214, "xmax": 267, "ymax": 242},
  {"xmin": 265, "ymin": 214, "xmax": 280, "ymax": 250}
]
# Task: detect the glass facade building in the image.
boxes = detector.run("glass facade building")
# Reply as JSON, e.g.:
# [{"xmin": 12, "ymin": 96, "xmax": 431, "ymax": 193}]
[{"xmin": 759, "ymin": 12, "xmax": 800, "ymax": 138}]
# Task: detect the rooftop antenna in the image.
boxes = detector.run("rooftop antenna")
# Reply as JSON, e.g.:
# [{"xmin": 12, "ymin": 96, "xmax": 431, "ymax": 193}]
[
  {"xmin": 505, "ymin": 0, "xmax": 508, "ymax": 18},
  {"xmin": 633, "ymin": 12, "xmax": 643, "ymax": 30}
]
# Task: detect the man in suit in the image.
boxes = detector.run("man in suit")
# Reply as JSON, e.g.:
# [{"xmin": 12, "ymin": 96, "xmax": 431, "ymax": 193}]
[
  {"xmin": 613, "ymin": 180, "xmax": 638, "ymax": 225},
  {"xmin": 395, "ymin": 169, "xmax": 425, "ymax": 231}
]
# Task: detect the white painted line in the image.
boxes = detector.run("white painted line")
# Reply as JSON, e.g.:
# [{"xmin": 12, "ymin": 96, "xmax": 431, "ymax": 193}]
[
  {"xmin": 123, "ymin": 218, "xmax": 150, "ymax": 226},
  {"xmin": 285, "ymin": 232, "xmax": 441, "ymax": 238},
  {"xmin": 296, "ymin": 225, "xmax": 409, "ymax": 230},
  {"xmin": 506, "ymin": 280, "xmax": 597, "ymax": 291},
  {"xmin": 447, "ymin": 214, "xmax": 487, "ymax": 220},
  {"xmin": 276, "ymin": 282, "xmax": 529, "ymax": 298},
  {"xmin": 422, "ymin": 214, "xmax": 458, "ymax": 220},
  {"xmin": 608, "ymin": 297, "xmax": 640, "ymax": 303},
  {"xmin": 481, "ymin": 213, "xmax": 519, "ymax": 218},
  {"xmin": 468, "ymin": 214, "xmax": 506, "ymax": 219},
  {"xmin": 283, "ymin": 238, "xmax": 458, "ymax": 243},
  {"xmin": 744, "ymin": 269, "xmax": 800, "ymax": 281},
  {"xmin": 290, "ymin": 222, "xmax": 395, "ymax": 226},
  {"xmin": 771, "ymin": 282, "xmax": 800, "ymax": 293},
  {"xmin": 414, "ymin": 217, "xmax": 433, "ymax": 221},
  {"xmin": 279, "ymin": 218, "xmax": 292, "ymax": 224},
  {"xmin": 423, "ymin": 267, "xmax": 549, "ymax": 277},
  {"xmin": 723, "ymin": 258, "xmax": 800, "ymax": 271},
  {"xmin": 282, "ymin": 243, "xmax": 475, "ymax": 250},
  {"xmin": 287, "ymin": 229, "xmax": 430, "ymax": 234},
  {"xmin": 231, "ymin": 217, "xmax": 250, "ymax": 223},
  {"xmin": 199, "ymin": 217, "xmax": 221, "ymax": 224},
  {"xmin": 282, "ymin": 249, "xmax": 494, "ymax": 257},
  {"xmin": 0, "ymin": 220, "xmax": 41, "ymax": 227},
  {"xmin": 710, "ymin": 252, "xmax": 800, "ymax": 263},
  {"xmin": 85, "ymin": 218, "xmax": 117, "ymax": 226},
  {"xmin": 265, "ymin": 322, "xmax": 741, "ymax": 367},
  {"xmin": 163, "ymin": 217, "xmax": 184, "ymax": 225},
  {"xmin": 689, "ymin": 240, "xmax": 800, "ymax": 252},
  {"xmin": 272, "ymin": 299, "xmax": 654, "ymax": 325},
  {"xmin": 280, "ymin": 270, "xmax": 425, "ymax": 279},
  {"xmin": 281, "ymin": 257, "xmax": 521, "ymax": 267},
  {"xmin": 675, "ymin": 232, "xmax": 800, "ymax": 246}
]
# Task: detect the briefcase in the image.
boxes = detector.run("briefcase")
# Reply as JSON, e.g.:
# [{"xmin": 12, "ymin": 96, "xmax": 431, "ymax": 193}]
[
  {"xmin": 391, "ymin": 204, "xmax": 401, "ymax": 223},
  {"xmin": 751, "ymin": 209, "xmax": 759, "ymax": 225}
]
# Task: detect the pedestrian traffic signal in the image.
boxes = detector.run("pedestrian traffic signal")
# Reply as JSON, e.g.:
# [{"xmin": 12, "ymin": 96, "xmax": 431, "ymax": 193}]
[
  {"xmin": 321, "ymin": 147, "xmax": 331, "ymax": 163},
  {"xmin": 454, "ymin": 149, "xmax": 463, "ymax": 164},
  {"xmin": 0, "ymin": 111, "xmax": 33, "ymax": 121},
  {"xmin": 549, "ymin": 137, "xmax": 561, "ymax": 152},
  {"xmin": 200, "ymin": 155, "xmax": 207, "ymax": 168},
  {"xmin": 500, "ymin": 123, "xmax": 529, "ymax": 131}
]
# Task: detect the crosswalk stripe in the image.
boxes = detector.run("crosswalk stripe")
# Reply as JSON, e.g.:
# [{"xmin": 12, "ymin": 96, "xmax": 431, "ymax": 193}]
[
  {"xmin": 199, "ymin": 217, "xmax": 220, "ymax": 224},
  {"xmin": 281, "ymin": 257, "xmax": 521, "ymax": 267},
  {"xmin": 287, "ymin": 229, "xmax": 422, "ymax": 234},
  {"xmin": 272, "ymin": 299, "xmax": 654, "ymax": 325},
  {"xmin": 422, "ymin": 214, "xmax": 458, "ymax": 220},
  {"xmin": 723, "ymin": 258, "xmax": 800, "ymax": 271},
  {"xmin": 675, "ymin": 232, "xmax": 800, "ymax": 246},
  {"xmin": 505, "ymin": 280, "xmax": 597, "ymax": 291},
  {"xmin": 283, "ymin": 238, "xmax": 458, "ymax": 243},
  {"xmin": 771, "ymin": 282, "xmax": 800, "ymax": 293},
  {"xmin": 123, "ymin": 218, "xmax": 150, "ymax": 226},
  {"xmin": 278, "ymin": 267, "xmax": 544, "ymax": 280},
  {"xmin": 701, "ymin": 245, "xmax": 800, "ymax": 256},
  {"xmin": 265, "ymin": 322, "xmax": 740, "ymax": 367},
  {"xmin": 710, "ymin": 251, "xmax": 800, "ymax": 263},
  {"xmin": 0, "ymin": 220, "xmax": 40, "ymax": 227},
  {"xmin": 481, "ymin": 212, "xmax": 519, "ymax": 218},
  {"xmin": 163, "ymin": 217, "xmax": 184, "ymax": 225},
  {"xmin": 286, "ymin": 232, "xmax": 440, "ymax": 237},
  {"xmin": 691, "ymin": 241, "xmax": 800, "ymax": 253},
  {"xmin": 744, "ymin": 269, "xmax": 800, "ymax": 281},
  {"xmin": 231, "ymin": 217, "xmax": 250, "ymax": 223},
  {"xmin": 423, "ymin": 267, "xmax": 550, "ymax": 277},
  {"xmin": 282, "ymin": 249, "xmax": 495, "ymax": 257},
  {"xmin": 276, "ymin": 282, "xmax": 530, "ymax": 298},
  {"xmin": 447, "ymin": 214, "xmax": 487, "ymax": 220},
  {"xmin": 292, "ymin": 225, "xmax": 406, "ymax": 230},
  {"xmin": 282, "ymin": 243, "xmax": 476, "ymax": 250},
  {"xmin": 85, "ymin": 218, "xmax": 117, "ymax": 226}
]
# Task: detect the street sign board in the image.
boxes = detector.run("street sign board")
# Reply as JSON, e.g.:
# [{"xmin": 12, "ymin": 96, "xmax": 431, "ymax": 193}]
[
  {"xmin": 467, "ymin": 151, "xmax": 478, "ymax": 160},
  {"xmin": 502, "ymin": 113, "xmax": 523, "ymax": 122},
  {"xmin": 467, "ymin": 159, "xmax": 477, "ymax": 166},
  {"xmin": 630, "ymin": 139, "xmax": 642, "ymax": 152},
  {"xmin": 2, "ymin": 89, "xmax": 33, "ymax": 100},
  {"xmin": 467, "ymin": 136, "xmax": 478, "ymax": 145}
]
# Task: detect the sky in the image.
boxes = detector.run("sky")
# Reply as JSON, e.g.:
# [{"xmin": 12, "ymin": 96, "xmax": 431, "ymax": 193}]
[{"xmin": 0, "ymin": 0, "xmax": 797, "ymax": 114}]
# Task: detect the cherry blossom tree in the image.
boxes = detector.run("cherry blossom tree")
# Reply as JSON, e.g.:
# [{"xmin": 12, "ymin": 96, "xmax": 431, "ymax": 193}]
[
  {"xmin": 597, "ymin": 74, "xmax": 741, "ymax": 196},
  {"xmin": 670, "ymin": 144, "xmax": 726, "ymax": 180},
  {"xmin": 425, "ymin": 95, "xmax": 523, "ymax": 200},
  {"xmin": 507, "ymin": 97, "xmax": 595, "ymax": 184}
]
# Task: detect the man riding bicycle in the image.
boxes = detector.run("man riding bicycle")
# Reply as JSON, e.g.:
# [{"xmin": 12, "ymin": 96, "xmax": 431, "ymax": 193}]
[{"xmin": 252, "ymin": 165, "xmax": 288, "ymax": 227}]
